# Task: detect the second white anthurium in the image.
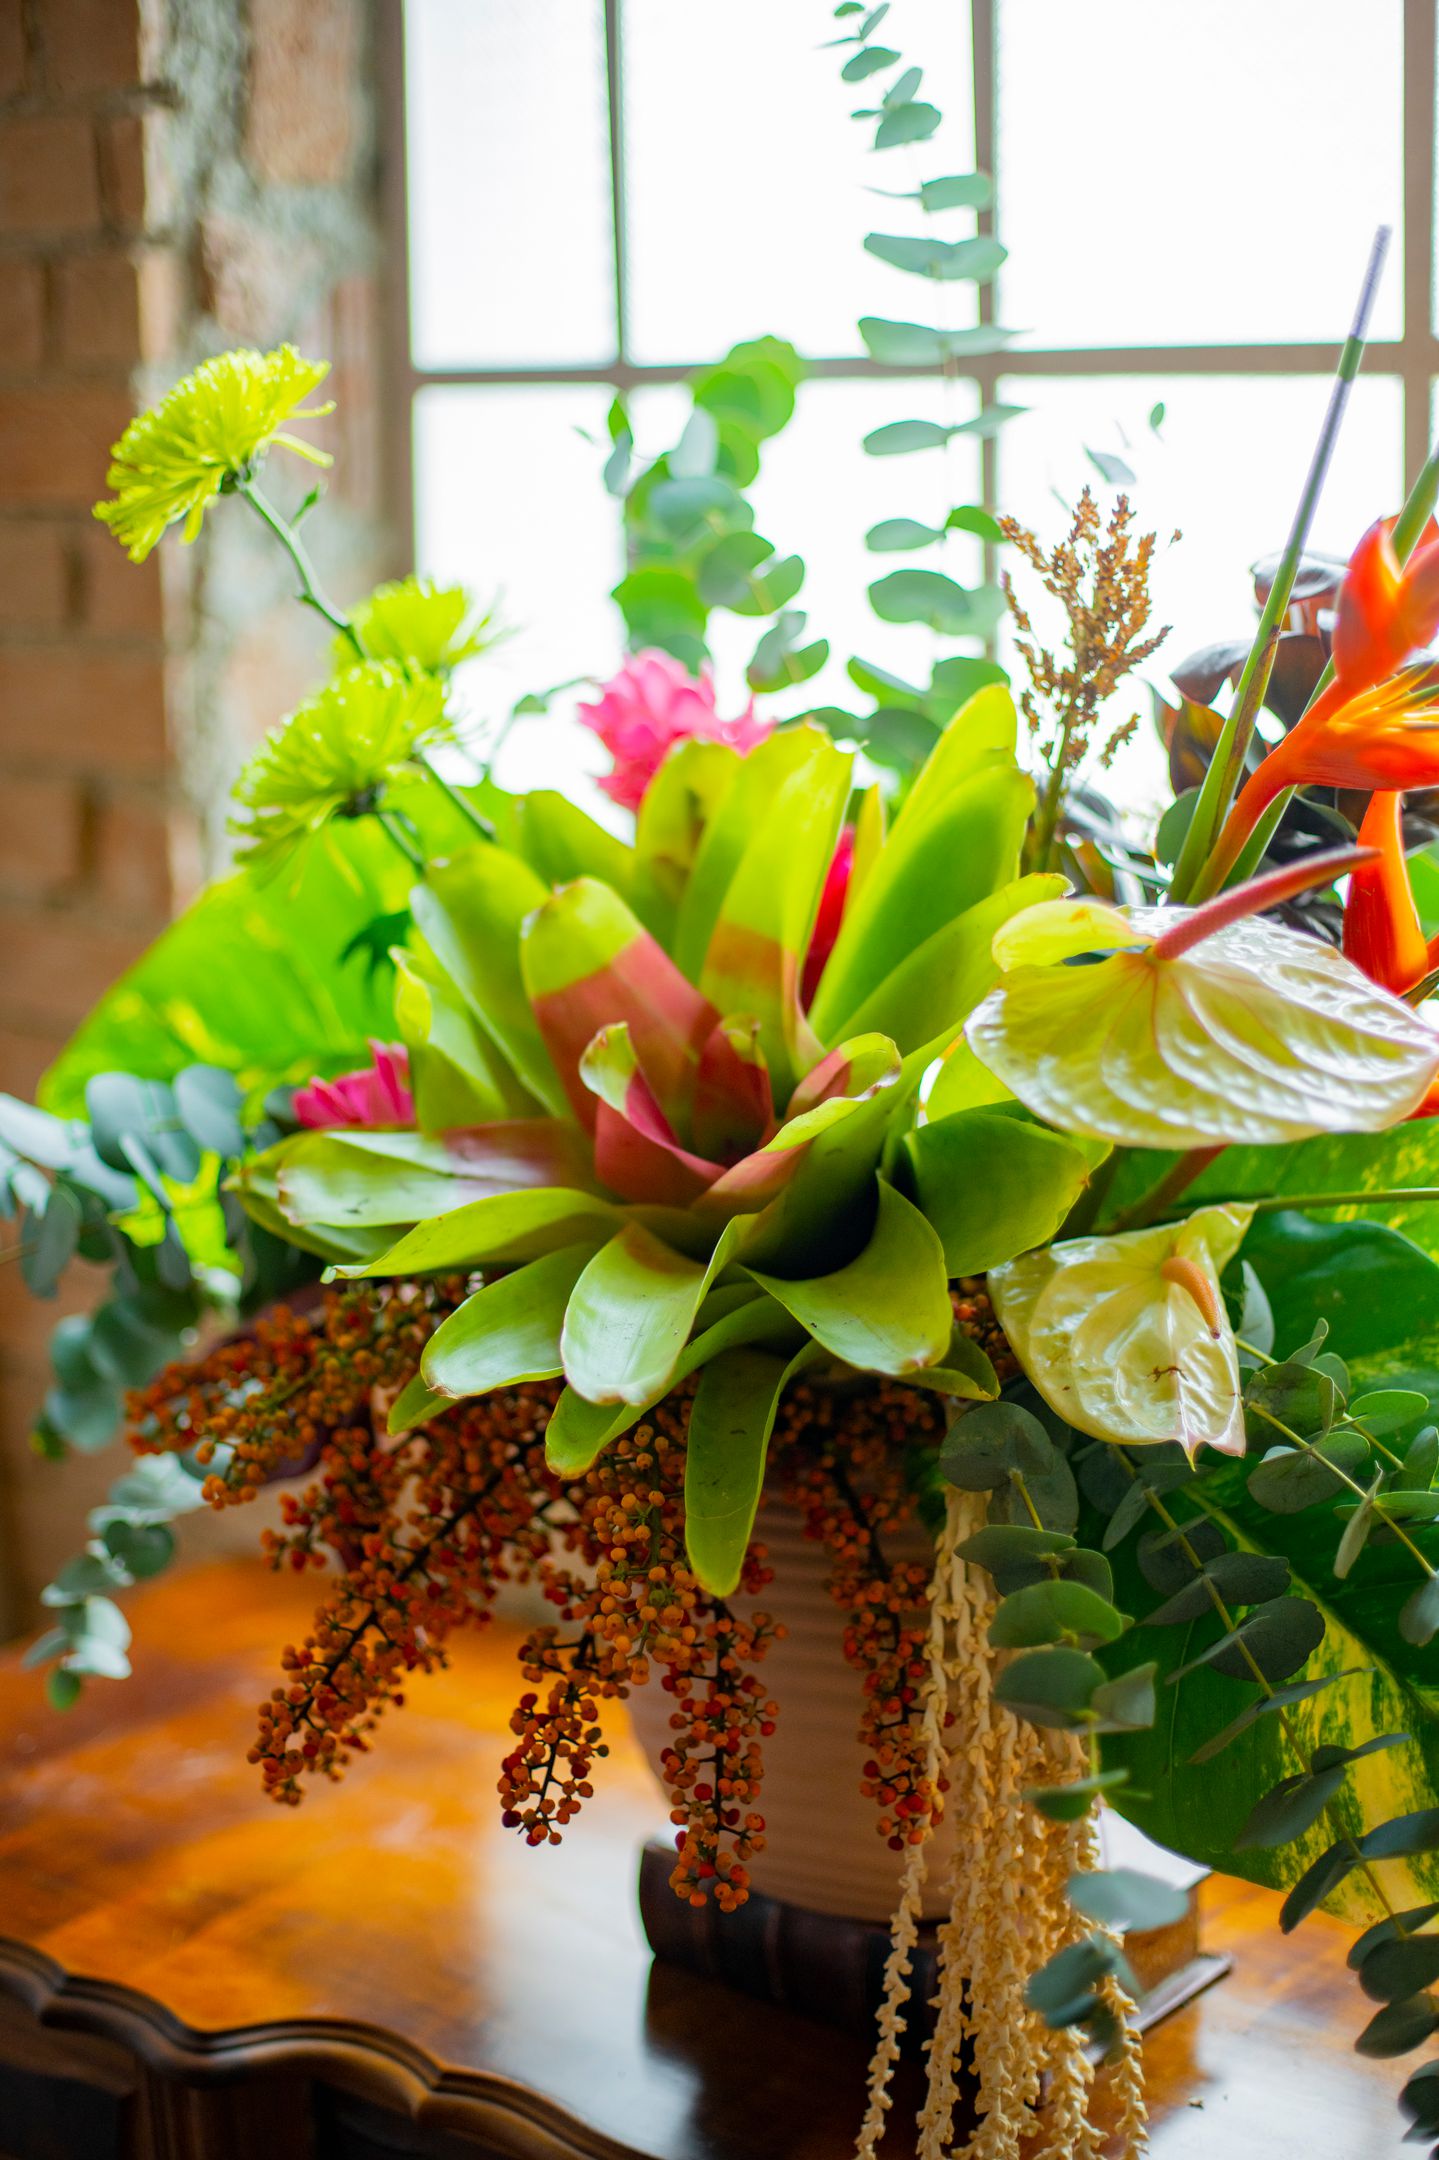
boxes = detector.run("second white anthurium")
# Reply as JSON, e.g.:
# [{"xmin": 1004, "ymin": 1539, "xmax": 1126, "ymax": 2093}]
[{"xmin": 987, "ymin": 1203, "xmax": 1255, "ymax": 1458}]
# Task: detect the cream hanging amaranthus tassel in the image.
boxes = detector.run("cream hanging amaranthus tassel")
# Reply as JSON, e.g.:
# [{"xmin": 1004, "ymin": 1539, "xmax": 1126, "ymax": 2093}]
[{"xmin": 855, "ymin": 1487, "xmax": 1148, "ymax": 2160}]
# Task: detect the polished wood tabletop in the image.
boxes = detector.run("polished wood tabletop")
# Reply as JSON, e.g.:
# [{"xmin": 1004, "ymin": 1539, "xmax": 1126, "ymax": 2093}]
[{"xmin": 0, "ymin": 1558, "xmax": 1411, "ymax": 2158}]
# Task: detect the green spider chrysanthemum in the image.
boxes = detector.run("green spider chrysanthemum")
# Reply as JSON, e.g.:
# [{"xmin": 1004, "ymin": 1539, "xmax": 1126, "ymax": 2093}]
[
  {"xmin": 94, "ymin": 345, "xmax": 334, "ymax": 563},
  {"xmin": 342, "ymin": 575, "xmax": 498, "ymax": 677},
  {"xmin": 229, "ymin": 661, "xmax": 455, "ymax": 878}
]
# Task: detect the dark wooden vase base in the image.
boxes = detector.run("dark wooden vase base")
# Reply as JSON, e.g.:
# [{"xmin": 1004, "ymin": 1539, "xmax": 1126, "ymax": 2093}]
[{"xmin": 638, "ymin": 1837, "xmax": 1230, "ymax": 2045}]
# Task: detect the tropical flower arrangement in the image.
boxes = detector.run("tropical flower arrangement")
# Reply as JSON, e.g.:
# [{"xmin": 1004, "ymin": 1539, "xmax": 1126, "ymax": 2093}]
[{"xmin": 14, "ymin": 15, "xmax": 1439, "ymax": 2159}]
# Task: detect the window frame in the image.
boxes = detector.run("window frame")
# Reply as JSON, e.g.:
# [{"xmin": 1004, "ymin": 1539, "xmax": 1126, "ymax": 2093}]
[{"xmin": 380, "ymin": 0, "xmax": 1439, "ymax": 588}]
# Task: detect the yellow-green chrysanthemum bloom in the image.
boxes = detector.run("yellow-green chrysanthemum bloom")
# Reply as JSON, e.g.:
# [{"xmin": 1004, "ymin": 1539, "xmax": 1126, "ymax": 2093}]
[
  {"xmin": 229, "ymin": 661, "xmax": 455, "ymax": 878},
  {"xmin": 94, "ymin": 345, "xmax": 334, "ymax": 562},
  {"xmin": 342, "ymin": 575, "xmax": 498, "ymax": 677}
]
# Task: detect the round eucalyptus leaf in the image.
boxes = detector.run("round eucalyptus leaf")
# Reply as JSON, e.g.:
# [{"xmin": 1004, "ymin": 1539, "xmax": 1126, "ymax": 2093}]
[
  {"xmin": 956, "ymin": 1523, "xmax": 1074, "ymax": 1572},
  {"xmin": 1024, "ymin": 1767, "xmax": 1130, "ymax": 1822},
  {"xmin": 1235, "ymin": 1764, "xmax": 1346, "ymax": 1850},
  {"xmin": 173, "ymin": 1065, "xmax": 245, "ymax": 1159},
  {"xmin": 1349, "ymin": 1904, "xmax": 1439, "ymax": 1971},
  {"xmin": 1067, "ymin": 1867, "xmax": 1189, "ymax": 1933},
  {"xmin": 941, "ymin": 1399, "xmax": 1055, "ymax": 1490},
  {"xmin": 696, "ymin": 529, "xmax": 774, "ymax": 607},
  {"xmin": 994, "ymin": 1645, "xmax": 1104, "ymax": 1730},
  {"xmin": 989, "ymin": 1578, "xmax": 1126, "ymax": 1650},
  {"xmin": 1203, "ymin": 1593, "xmax": 1326, "ymax": 1682},
  {"xmin": 1356, "ymin": 1994, "xmax": 1439, "ymax": 2059}
]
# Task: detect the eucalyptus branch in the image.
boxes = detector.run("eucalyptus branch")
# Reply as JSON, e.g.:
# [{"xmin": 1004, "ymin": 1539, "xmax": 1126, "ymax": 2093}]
[
  {"xmin": 1247, "ymin": 1403, "xmax": 1439, "ymax": 1584},
  {"xmin": 1120, "ymin": 1455, "xmax": 1409, "ymax": 1933}
]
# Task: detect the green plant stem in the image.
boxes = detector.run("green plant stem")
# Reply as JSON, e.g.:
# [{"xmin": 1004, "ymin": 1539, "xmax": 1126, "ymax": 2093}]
[
  {"xmin": 241, "ymin": 479, "xmax": 496, "ymax": 849},
  {"xmin": 237, "ymin": 479, "xmax": 364, "ymax": 658},
  {"xmin": 1120, "ymin": 1454, "xmax": 1408, "ymax": 1933},
  {"xmin": 1248, "ymin": 1403, "xmax": 1439, "ymax": 1583},
  {"xmin": 1109, "ymin": 1145, "xmax": 1225, "ymax": 1233},
  {"xmin": 1171, "ymin": 227, "xmax": 1390, "ymax": 905},
  {"xmin": 376, "ymin": 809, "xmax": 425, "ymax": 874},
  {"xmin": 1160, "ymin": 1188, "xmax": 1439, "ymax": 1218},
  {"xmin": 1215, "ymin": 440, "xmax": 1439, "ymax": 891},
  {"xmin": 413, "ymin": 752, "xmax": 496, "ymax": 843}
]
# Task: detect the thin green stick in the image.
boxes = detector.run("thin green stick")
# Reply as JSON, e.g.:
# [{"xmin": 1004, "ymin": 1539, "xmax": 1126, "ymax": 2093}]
[{"xmin": 1170, "ymin": 227, "xmax": 1390, "ymax": 905}]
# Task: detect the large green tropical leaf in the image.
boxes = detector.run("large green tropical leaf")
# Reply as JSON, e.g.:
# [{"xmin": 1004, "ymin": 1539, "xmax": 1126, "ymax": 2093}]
[
  {"xmin": 631, "ymin": 739, "xmax": 739, "ymax": 946},
  {"xmin": 421, "ymin": 1242, "xmax": 602, "ymax": 1400},
  {"xmin": 41, "ymin": 821, "xmax": 403, "ymax": 1115},
  {"xmin": 747, "ymin": 1180, "xmax": 952, "ymax": 1374},
  {"xmin": 684, "ymin": 1342, "xmax": 820, "ymax": 1595},
  {"xmin": 1137, "ymin": 1122, "xmax": 1439, "ymax": 1268},
  {"xmin": 410, "ymin": 844, "xmax": 563, "ymax": 1118},
  {"xmin": 1097, "ymin": 1214, "xmax": 1439, "ymax": 1921},
  {"xmin": 393, "ymin": 945, "xmax": 532, "ymax": 1129}
]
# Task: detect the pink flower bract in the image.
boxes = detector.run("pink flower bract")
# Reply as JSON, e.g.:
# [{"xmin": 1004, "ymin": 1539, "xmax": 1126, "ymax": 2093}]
[
  {"xmin": 578, "ymin": 648, "xmax": 770, "ymax": 811},
  {"xmin": 293, "ymin": 1041, "xmax": 415, "ymax": 1130}
]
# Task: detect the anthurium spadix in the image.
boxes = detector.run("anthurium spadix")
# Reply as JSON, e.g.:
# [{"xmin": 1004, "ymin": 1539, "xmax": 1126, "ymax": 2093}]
[
  {"xmin": 988, "ymin": 1205, "xmax": 1255, "ymax": 1457},
  {"xmin": 965, "ymin": 863, "xmax": 1439, "ymax": 1150}
]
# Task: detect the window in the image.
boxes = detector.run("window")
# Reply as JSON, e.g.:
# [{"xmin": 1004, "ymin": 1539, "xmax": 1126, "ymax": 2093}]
[{"xmin": 391, "ymin": 0, "xmax": 1436, "ymax": 813}]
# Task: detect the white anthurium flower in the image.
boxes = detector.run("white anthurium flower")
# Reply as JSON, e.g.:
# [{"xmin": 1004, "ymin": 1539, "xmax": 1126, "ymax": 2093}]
[
  {"xmin": 965, "ymin": 894, "xmax": 1439, "ymax": 1150},
  {"xmin": 988, "ymin": 1202, "xmax": 1255, "ymax": 1458}
]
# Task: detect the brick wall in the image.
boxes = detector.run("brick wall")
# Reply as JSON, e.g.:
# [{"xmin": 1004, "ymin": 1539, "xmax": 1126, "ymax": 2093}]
[{"xmin": 0, "ymin": 0, "xmax": 393, "ymax": 1629}]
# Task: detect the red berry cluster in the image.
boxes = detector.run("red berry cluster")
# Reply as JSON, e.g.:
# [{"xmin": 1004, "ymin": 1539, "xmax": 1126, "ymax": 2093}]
[
  {"xmin": 508, "ymin": 1397, "xmax": 780, "ymax": 1912},
  {"xmin": 124, "ymin": 1282, "xmax": 1004, "ymax": 1904}
]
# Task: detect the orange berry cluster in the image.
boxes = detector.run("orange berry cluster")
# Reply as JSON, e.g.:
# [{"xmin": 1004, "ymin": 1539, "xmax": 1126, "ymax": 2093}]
[
  {"xmin": 125, "ymin": 1283, "xmax": 985, "ymax": 1906},
  {"xmin": 510, "ymin": 1394, "xmax": 780, "ymax": 1912},
  {"xmin": 774, "ymin": 1380, "xmax": 946, "ymax": 1851}
]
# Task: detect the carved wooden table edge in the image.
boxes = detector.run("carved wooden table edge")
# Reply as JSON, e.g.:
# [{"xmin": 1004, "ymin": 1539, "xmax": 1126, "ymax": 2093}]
[{"xmin": 0, "ymin": 1932, "xmax": 641, "ymax": 2160}]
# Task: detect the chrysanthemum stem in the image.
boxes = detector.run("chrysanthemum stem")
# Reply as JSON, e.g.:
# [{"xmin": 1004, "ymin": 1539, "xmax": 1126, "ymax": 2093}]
[
  {"xmin": 376, "ymin": 808, "xmax": 425, "ymax": 873},
  {"xmin": 237, "ymin": 478, "xmax": 365, "ymax": 659},
  {"xmin": 413, "ymin": 752, "xmax": 496, "ymax": 843}
]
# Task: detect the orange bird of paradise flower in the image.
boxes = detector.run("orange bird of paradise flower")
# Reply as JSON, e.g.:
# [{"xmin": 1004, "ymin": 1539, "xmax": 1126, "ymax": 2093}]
[{"xmin": 1206, "ymin": 517, "xmax": 1439, "ymax": 903}]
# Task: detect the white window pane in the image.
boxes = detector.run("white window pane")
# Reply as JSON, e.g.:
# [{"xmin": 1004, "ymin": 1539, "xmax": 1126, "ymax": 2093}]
[
  {"xmin": 414, "ymin": 385, "xmax": 625, "ymax": 809},
  {"xmin": 995, "ymin": 373, "xmax": 1404, "ymax": 816},
  {"xmin": 998, "ymin": 0, "xmax": 1403, "ymax": 347},
  {"xmin": 407, "ymin": 0, "xmax": 616, "ymax": 369},
  {"xmin": 629, "ymin": 377, "xmax": 986, "ymax": 720},
  {"xmin": 624, "ymin": 0, "xmax": 974, "ymax": 363}
]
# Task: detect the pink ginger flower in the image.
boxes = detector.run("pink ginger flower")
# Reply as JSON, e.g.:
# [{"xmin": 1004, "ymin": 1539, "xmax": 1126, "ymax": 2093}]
[
  {"xmin": 578, "ymin": 648, "xmax": 770, "ymax": 810},
  {"xmin": 293, "ymin": 1041, "xmax": 415, "ymax": 1130}
]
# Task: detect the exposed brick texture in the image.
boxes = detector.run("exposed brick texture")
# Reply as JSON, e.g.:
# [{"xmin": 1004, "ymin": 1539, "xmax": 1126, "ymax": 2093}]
[
  {"xmin": 246, "ymin": 0, "xmax": 358, "ymax": 185},
  {"xmin": 0, "ymin": 0, "xmax": 388, "ymax": 1631}
]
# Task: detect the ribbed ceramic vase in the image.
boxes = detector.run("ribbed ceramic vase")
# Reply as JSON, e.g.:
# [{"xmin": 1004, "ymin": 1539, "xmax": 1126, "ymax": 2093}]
[{"xmin": 627, "ymin": 1490, "xmax": 957, "ymax": 1923}]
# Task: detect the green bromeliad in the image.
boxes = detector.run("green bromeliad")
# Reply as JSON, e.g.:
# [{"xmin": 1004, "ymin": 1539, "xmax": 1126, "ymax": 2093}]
[{"xmin": 235, "ymin": 692, "xmax": 1088, "ymax": 1594}]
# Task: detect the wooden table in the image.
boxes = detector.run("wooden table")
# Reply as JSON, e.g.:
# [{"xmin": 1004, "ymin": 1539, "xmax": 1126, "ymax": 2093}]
[{"xmin": 0, "ymin": 1559, "xmax": 1410, "ymax": 2159}]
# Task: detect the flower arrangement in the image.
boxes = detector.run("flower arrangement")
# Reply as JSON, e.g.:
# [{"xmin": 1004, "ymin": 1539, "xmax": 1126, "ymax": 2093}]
[{"xmin": 13, "ymin": 13, "xmax": 1439, "ymax": 2159}]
